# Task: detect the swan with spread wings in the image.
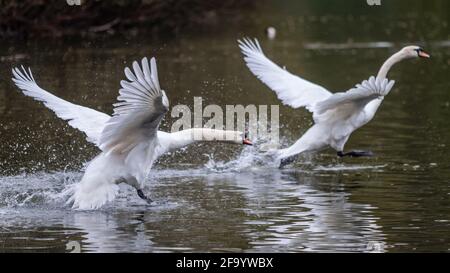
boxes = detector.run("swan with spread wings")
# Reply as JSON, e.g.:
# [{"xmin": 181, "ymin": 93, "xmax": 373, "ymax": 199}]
[
  {"xmin": 238, "ymin": 38, "xmax": 430, "ymax": 167},
  {"xmin": 12, "ymin": 57, "xmax": 252, "ymax": 209}
]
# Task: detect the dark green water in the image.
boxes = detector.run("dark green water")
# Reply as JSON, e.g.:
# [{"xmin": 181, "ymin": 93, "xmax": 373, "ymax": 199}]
[{"xmin": 0, "ymin": 0, "xmax": 449, "ymax": 252}]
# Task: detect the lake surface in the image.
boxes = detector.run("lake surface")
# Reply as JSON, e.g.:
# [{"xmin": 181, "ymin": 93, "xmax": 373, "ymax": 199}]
[{"xmin": 0, "ymin": 0, "xmax": 449, "ymax": 252}]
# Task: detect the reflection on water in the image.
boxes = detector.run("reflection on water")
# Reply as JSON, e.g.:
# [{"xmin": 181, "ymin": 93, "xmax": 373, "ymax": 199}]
[
  {"xmin": 0, "ymin": 160, "xmax": 448, "ymax": 252},
  {"xmin": 0, "ymin": 168, "xmax": 389, "ymax": 253},
  {"xmin": 0, "ymin": 0, "xmax": 449, "ymax": 252}
]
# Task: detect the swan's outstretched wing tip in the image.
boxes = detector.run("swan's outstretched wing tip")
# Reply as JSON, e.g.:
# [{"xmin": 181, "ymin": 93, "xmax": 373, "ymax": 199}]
[
  {"xmin": 124, "ymin": 66, "xmax": 137, "ymax": 82},
  {"xmin": 238, "ymin": 37, "xmax": 262, "ymax": 54},
  {"xmin": 12, "ymin": 65, "xmax": 37, "ymax": 88},
  {"xmin": 150, "ymin": 57, "xmax": 159, "ymax": 78},
  {"xmin": 101, "ymin": 56, "xmax": 167, "ymax": 154},
  {"xmin": 11, "ymin": 65, "xmax": 110, "ymax": 146},
  {"xmin": 238, "ymin": 37, "xmax": 331, "ymax": 110},
  {"xmin": 28, "ymin": 67, "xmax": 35, "ymax": 81}
]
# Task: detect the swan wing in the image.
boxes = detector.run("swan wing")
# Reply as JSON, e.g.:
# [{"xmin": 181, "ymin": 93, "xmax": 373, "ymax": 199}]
[
  {"xmin": 312, "ymin": 76, "xmax": 395, "ymax": 122},
  {"xmin": 238, "ymin": 38, "xmax": 332, "ymax": 111},
  {"xmin": 11, "ymin": 66, "xmax": 110, "ymax": 146},
  {"xmin": 99, "ymin": 57, "xmax": 169, "ymax": 154}
]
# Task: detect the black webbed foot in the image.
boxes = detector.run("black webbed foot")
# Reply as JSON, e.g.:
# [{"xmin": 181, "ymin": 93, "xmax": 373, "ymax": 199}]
[
  {"xmin": 337, "ymin": 150, "xmax": 374, "ymax": 158},
  {"xmin": 136, "ymin": 189, "xmax": 153, "ymax": 203},
  {"xmin": 279, "ymin": 155, "xmax": 297, "ymax": 168}
]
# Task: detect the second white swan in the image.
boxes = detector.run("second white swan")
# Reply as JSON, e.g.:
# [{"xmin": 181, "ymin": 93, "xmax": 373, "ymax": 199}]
[{"xmin": 239, "ymin": 38, "xmax": 430, "ymax": 167}]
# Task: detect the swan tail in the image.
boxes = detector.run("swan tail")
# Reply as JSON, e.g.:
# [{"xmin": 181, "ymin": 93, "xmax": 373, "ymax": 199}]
[
  {"xmin": 276, "ymin": 147, "xmax": 304, "ymax": 161},
  {"xmin": 68, "ymin": 175, "xmax": 120, "ymax": 210},
  {"xmin": 275, "ymin": 127, "xmax": 323, "ymax": 164},
  {"xmin": 68, "ymin": 154, "xmax": 121, "ymax": 210}
]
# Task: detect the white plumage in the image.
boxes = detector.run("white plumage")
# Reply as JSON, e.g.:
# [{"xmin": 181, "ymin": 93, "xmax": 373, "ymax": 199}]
[
  {"xmin": 12, "ymin": 58, "xmax": 251, "ymax": 209},
  {"xmin": 238, "ymin": 38, "xmax": 331, "ymax": 111},
  {"xmin": 239, "ymin": 38, "xmax": 429, "ymax": 166},
  {"xmin": 12, "ymin": 66, "xmax": 109, "ymax": 146}
]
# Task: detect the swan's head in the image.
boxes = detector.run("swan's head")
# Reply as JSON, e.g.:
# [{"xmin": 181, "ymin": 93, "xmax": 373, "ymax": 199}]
[
  {"xmin": 401, "ymin": 46, "xmax": 431, "ymax": 59},
  {"xmin": 243, "ymin": 131, "xmax": 252, "ymax": 145}
]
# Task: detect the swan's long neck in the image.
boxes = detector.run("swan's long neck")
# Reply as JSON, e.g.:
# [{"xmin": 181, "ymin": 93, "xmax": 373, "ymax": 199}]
[
  {"xmin": 376, "ymin": 51, "xmax": 405, "ymax": 80},
  {"xmin": 188, "ymin": 128, "xmax": 243, "ymax": 144},
  {"xmin": 364, "ymin": 50, "xmax": 405, "ymax": 119},
  {"xmin": 162, "ymin": 128, "xmax": 243, "ymax": 152}
]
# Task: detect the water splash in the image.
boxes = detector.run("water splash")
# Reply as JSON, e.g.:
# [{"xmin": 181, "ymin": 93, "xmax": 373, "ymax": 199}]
[
  {"xmin": 0, "ymin": 143, "xmax": 387, "ymax": 210},
  {"xmin": 204, "ymin": 144, "xmax": 281, "ymax": 172},
  {"xmin": 0, "ymin": 171, "xmax": 80, "ymax": 208}
]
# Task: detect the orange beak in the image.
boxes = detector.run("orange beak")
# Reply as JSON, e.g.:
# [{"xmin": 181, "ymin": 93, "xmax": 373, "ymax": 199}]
[
  {"xmin": 243, "ymin": 139, "xmax": 253, "ymax": 145},
  {"xmin": 418, "ymin": 50, "xmax": 431, "ymax": 59}
]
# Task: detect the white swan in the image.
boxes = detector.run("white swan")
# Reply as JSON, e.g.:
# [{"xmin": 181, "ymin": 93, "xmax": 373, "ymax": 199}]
[
  {"xmin": 12, "ymin": 57, "xmax": 252, "ymax": 209},
  {"xmin": 238, "ymin": 38, "xmax": 430, "ymax": 167}
]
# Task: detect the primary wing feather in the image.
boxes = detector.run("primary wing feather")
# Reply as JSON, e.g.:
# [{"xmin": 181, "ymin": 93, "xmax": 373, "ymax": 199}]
[
  {"xmin": 11, "ymin": 66, "xmax": 110, "ymax": 145},
  {"xmin": 312, "ymin": 76, "xmax": 395, "ymax": 123},
  {"xmin": 238, "ymin": 38, "xmax": 332, "ymax": 111},
  {"xmin": 99, "ymin": 57, "xmax": 169, "ymax": 154}
]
